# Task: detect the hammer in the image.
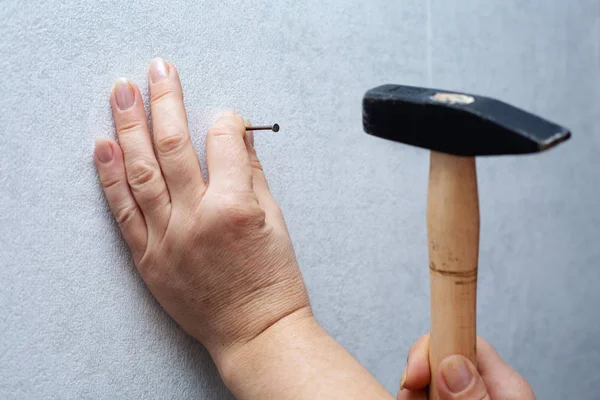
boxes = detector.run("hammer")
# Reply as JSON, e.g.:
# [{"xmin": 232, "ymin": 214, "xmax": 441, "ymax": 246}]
[{"xmin": 362, "ymin": 84, "xmax": 571, "ymax": 398}]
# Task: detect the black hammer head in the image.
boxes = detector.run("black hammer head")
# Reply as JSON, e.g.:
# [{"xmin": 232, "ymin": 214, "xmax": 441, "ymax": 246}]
[{"xmin": 362, "ymin": 84, "xmax": 571, "ymax": 156}]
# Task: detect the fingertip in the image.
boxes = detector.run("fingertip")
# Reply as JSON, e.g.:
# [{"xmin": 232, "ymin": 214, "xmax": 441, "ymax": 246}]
[
  {"xmin": 94, "ymin": 137, "xmax": 111, "ymax": 147},
  {"xmin": 129, "ymin": 80, "xmax": 142, "ymax": 96},
  {"xmin": 218, "ymin": 112, "xmax": 246, "ymax": 133},
  {"xmin": 111, "ymin": 79, "xmax": 144, "ymax": 114},
  {"xmin": 244, "ymin": 120, "xmax": 254, "ymax": 147},
  {"xmin": 401, "ymin": 334, "xmax": 431, "ymax": 391},
  {"xmin": 112, "ymin": 77, "xmax": 128, "ymax": 91},
  {"xmin": 165, "ymin": 60, "xmax": 179, "ymax": 77},
  {"xmin": 475, "ymin": 357, "xmax": 534, "ymax": 399},
  {"xmin": 440, "ymin": 355, "xmax": 477, "ymax": 391},
  {"xmin": 437, "ymin": 355, "xmax": 491, "ymax": 398},
  {"xmin": 476, "ymin": 335, "xmax": 495, "ymax": 357},
  {"xmin": 148, "ymin": 57, "xmax": 170, "ymax": 82},
  {"xmin": 94, "ymin": 138, "xmax": 115, "ymax": 165},
  {"xmin": 111, "ymin": 77, "xmax": 138, "ymax": 92},
  {"xmin": 205, "ymin": 112, "xmax": 255, "ymax": 193},
  {"xmin": 476, "ymin": 336, "xmax": 509, "ymax": 375},
  {"xmin": 475, "ymin": 335, "xmax": 532, "ymax": 397},
  {"xmin": 216, "ymin": 110, "xmax": 244, "ymax": 129},
  {"xmin": 396, "ymin": 389, "xmax": 428, "ymax": 400}
]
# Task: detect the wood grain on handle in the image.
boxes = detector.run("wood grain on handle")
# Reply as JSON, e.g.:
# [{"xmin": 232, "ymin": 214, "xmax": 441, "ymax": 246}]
[{"xmin": 427, "ymin": 151, "xmax": 479, "ymax": 400}]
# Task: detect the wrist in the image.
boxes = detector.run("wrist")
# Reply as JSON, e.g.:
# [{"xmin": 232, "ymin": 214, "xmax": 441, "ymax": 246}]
[
  {"xmin": 210, "ymin": 307, "xmax": 392, "ymax": 400},
  {"xmin": 199, "ymin": 271, "xmax": 311, "ymax": 358},
  {"xmin": 212, "ymin": 306, "xmax": 319, "ymax": 390}
]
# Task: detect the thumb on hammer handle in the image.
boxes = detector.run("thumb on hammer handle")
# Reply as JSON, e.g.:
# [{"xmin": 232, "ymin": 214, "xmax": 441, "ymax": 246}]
[{"xmin": 427, "ymin": 151, "xmax": 479, "ymax": 400}]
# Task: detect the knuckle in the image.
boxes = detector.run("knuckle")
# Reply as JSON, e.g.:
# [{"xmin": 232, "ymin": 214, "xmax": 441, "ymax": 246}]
[
  {"xmin": 150, "ymin": 87, "xmax": 178, "ymax": 104},
  {"xmin": 136, "ymin": 248, "xmax": 164, "ymax": 285},
  {"xmin": 155, "ymin": 131, "xmax": 189, "ymax": 156},
  {"xmin": 117, "ymin": 120, "xmax": 145, "ymax": 136},
  {"xmin": 100, "ymin": 174, "xmax": 122, "ymax": 190},
  {"xmin": 127, "ymin": 160, "xmax": 158, "ymax": 190},
  {"xmin": 139, "ymin": 263, "xmax": 163, "ymax": 287},
  {"xmin": 113, "ymin": 200, "xmax": 138, "ymax": 226},
  {"xmin": 218, "ymin": 197, "xmax": 265, "ymax": 228},
  {"xmin": 145, "ymin": 186, "xmax": 170, "ymax": 209}
]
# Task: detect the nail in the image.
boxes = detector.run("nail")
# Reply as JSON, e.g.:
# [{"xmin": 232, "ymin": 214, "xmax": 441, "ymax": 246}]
[
  {"xmin": 95, "ymin": 139, "xmax": 114, "ymax": 163},
  {"xmin": 441, "ymin": 356, "xmax": 474, "ymax": 394},
  {"xmin": 399, "ymin": 367, "xmax": 408, "ymax": 390},
  {"xmin": 244, "ymin": 120, "xmax": 254, "ymax": 147},
  {"xmin": 149, "ymin": 58, "xmax": 169, "ymax": 83},
  {"xmin": 114, "ymin": 78, "xmax": 135, "ymax": 110}
]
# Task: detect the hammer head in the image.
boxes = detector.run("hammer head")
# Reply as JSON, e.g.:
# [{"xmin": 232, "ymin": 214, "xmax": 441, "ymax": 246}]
[{"xmin": 362, "ymin": 84, "xmax": 571, "ymax": 156}]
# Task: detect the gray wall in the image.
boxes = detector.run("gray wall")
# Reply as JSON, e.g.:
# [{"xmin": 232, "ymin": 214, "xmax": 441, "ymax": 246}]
[{"xmin": 1, "ymin": 1, "xmax": 598, "ymax": 399}]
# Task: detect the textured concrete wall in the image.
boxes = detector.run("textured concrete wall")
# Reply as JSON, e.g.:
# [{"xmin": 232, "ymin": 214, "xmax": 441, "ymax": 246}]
[{"xmin": 1, "ymin": 1, "xmax": 598, "ymax": 399}]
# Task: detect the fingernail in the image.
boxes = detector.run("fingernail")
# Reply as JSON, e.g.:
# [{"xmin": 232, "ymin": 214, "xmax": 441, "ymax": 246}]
[
  {"xmin": 244, "ymin": 121, "xmax": 254, "ymax": 146},
  {"xmin": 221, "ymin": 110, "xmax": 236, "ymax": 117},
  {"xmin": 399, "ymin": 367, "xmax": 408, "ymax": 390},
  {"xmin": 149, "ymin": 57, "xmax": 168, "ymax": 83},
  {"xmin": 114, "ymin": 78, "xmax": 135, "ymax": 110},
  {"xmin": 441, "ymin": 357, "xmax": 474, "ymax": 393},
  {"xmin": 95, "ymin": 139, "xmax": 114, "ymax": 163}
]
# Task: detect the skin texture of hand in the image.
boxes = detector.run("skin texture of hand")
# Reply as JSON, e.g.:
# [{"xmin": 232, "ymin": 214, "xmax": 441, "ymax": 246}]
[
  {"xmin": 94, "ymin": 58, "xmax": 310, "ymax": 361},
  {"xmin": 397, "ymin": 334, "xmax": 536, "ymax": 400},
  {"xmin": 94, "ymin": 58, "xmax": 392, "ymax": 400}
]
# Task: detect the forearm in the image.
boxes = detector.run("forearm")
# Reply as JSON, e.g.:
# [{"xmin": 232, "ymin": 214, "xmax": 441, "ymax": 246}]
[{"xmin": 214, "ymin": 308, "xmax": 393, "ymax": 400}]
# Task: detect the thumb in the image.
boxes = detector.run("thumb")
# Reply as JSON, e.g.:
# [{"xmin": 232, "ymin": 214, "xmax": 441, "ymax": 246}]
[{"xmin": 437, "ymin": 355, "xmax": 490, "ymax": 400}]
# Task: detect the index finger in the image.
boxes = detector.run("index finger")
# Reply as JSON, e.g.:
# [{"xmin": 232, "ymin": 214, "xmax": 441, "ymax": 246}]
[{"xmin": 205, "ymin": 111, "xmax": 253, "ymax": 193}]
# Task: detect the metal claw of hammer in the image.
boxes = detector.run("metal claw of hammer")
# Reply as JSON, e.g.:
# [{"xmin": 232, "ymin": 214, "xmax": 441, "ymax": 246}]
[{"xmin": 362, "ymin": 84, "xmax": 571, "ymax": 399}]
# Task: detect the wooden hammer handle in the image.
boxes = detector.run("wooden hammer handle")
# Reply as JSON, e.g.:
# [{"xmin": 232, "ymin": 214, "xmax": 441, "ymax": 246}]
[{"xmin": 427, "ymin": 152, "xmax": 479, "ymax": 400}]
